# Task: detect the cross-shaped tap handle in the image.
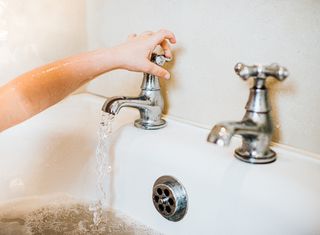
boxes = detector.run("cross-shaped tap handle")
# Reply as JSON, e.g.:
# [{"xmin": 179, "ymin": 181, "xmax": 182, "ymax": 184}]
[
  {"xmin": 151, "ymin": 53, "xmax": 172, "ymax": 66},
  {"xmin": 234, "ymin": 63, "xmax": 289, "ymax": 87}
]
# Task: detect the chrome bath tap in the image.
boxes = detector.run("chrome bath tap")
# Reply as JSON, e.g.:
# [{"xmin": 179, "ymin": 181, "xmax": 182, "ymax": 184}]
[
  {"xmin": 207, "ymin": 63, "xmax": 289, "ymax": 164},
  {"xmin": 102, "ymin": 54, "xmax": 171, "ymax": 130}
]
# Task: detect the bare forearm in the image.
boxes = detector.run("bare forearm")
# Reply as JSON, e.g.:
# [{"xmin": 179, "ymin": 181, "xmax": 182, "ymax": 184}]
[{"xmin": 0, "ymin": 48, "xmax": 117, "ymax": 131}]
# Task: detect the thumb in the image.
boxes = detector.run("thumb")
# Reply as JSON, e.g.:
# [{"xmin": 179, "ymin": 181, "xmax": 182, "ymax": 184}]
[{"xmin": 146, "ymin": 62, "xmax": 171, "ymax": 79}]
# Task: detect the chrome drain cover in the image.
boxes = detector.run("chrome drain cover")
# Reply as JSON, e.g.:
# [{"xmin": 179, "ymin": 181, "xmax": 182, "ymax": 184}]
[{"xmin": 152, "ymin": 176, "xmax": 188, "ymax": 222}]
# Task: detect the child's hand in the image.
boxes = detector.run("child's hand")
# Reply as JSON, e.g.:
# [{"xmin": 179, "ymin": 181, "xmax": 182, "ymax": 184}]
[{"xmin": 111, "ymin": 29, "xmax": 176, "ymax": 79}]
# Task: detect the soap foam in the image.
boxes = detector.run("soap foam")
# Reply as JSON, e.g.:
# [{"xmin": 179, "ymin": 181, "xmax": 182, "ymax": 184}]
[{"xmin": 0, "ymin": 194, "xmax": 161, "ymax": 235}]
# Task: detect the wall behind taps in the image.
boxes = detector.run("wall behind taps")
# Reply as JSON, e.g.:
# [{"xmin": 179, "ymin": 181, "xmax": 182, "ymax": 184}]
[
  {"xmin": 85, "ymin": 0, "xmax": 320, "ymax": 154},
  {"xmin": 0, "ymin": 0, "xmax": 87, "ymax": 86}
]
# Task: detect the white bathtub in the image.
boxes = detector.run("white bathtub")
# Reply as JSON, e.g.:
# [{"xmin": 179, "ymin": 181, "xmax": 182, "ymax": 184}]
[{"xmin": 0, "ymin": 93, "xmax": 319, "ymax": 235}]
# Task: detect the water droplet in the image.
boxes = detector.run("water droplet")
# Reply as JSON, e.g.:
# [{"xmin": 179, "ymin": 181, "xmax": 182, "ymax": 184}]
[{"xmin": 217, "ymin": 139, "xmax": 225, "ymax": 147}]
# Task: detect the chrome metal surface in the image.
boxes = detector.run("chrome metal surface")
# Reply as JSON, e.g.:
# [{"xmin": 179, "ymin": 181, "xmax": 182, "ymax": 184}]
[
  {"xmin": 102, "ymin": 54, "xmax": 171, "ymax": 130},
  {"xmin": 207, "ymin": 63, "xmax": 289, "ymax": 164},
  {"xmin": 152, "ymin": 176, "xmax": 188, "ymax": 222}
]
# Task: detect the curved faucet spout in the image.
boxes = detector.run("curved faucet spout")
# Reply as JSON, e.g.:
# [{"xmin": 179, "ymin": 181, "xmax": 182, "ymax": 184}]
[
  {"xmin": 207, "ymin": 121, "xmax": 260, "ymax": 146},
  {"xmin": 102, "ymin": 96, "xmax": 151, "ymax": 115}
]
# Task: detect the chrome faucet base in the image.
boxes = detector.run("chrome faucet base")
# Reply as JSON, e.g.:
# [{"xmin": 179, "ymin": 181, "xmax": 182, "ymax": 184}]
[
  {"xmin": 134, "ymin": 119, "xmax": 167, "ymax": 130},
  {"xmin": 234, "ymin": 148, "xmax": 276, "ymax": 164}
]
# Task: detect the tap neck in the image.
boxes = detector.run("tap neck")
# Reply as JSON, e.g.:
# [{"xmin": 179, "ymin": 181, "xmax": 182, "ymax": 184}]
[
  {"xmin": 141, "ymin": 73, "xmax": 161, "ymax": 91},
  {"xmin": 245, "ymin": 86, "xmax": 270, "ymax": 113}
]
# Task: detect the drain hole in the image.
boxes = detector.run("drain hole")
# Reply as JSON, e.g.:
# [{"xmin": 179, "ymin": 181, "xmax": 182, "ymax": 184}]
[
  {"xmin": 152, "ymin": 176, "xmax": 188, "ymax": 222},
  {"xmin": 168, "ymin": 198, "xmax": 174, "ymax": 205},
  {"xmin": 159, "ymin": 204, "xmax": 164, "ymax": 211},
  {"xmin": 157, "ymin": 188, "xmax": 163, "ymax": 195}
]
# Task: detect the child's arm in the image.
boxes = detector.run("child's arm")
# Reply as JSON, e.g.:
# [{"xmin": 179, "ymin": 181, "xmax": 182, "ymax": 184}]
[{"xmin": 0, "ymin": 29, "xmax": 176, "ymax": 131}]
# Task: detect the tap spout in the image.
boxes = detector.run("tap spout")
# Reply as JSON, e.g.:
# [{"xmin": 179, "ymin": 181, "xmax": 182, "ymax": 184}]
[
  {"xmin": 102, "ymin": 96, "xmax": 152, "ymax": 115},
  {"xmin": 207, "ymin": 121, "xmax": 260, "ymax": 146}
]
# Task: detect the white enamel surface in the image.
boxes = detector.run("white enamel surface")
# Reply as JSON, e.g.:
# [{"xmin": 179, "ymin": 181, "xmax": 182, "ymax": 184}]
[{"xmin": 0, "ymin": 94, "xmax": 319, "ymax": 235}]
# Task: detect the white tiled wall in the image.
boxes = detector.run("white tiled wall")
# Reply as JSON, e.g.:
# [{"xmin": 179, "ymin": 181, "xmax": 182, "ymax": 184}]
[{"xmin": 85, "ymin": 0, "xmax": 320, "ymax": 154}]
